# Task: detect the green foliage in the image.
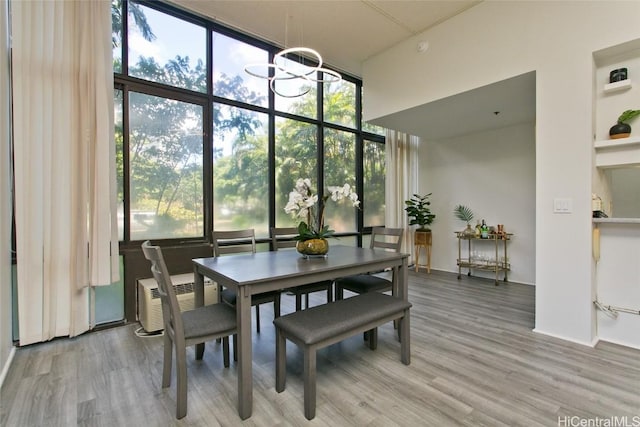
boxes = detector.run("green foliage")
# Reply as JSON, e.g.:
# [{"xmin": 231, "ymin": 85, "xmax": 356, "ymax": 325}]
[
  {"xmin": 404, "ymin": 193, "xmax": 435, "ymax": 230},
  {"xmin": 617, "ymin": 110, "xmax": 640, "ymax": 124},
  {"xmin": 111, "ymin": 0, "xmax": 155, "ymax": 48},
  {"xmin": 296, "ymin": 221, "xmax": 334, "ymax": 240},
  {"xmin": 453, "ymin": 204, "xmax": 475, "ymax": 224}
]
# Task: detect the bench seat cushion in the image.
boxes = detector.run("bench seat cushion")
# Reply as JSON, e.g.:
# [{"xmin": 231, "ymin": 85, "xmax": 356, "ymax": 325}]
[{"xmin": 273, "ymin": 292, "xmax": 411, "ymax": 345}]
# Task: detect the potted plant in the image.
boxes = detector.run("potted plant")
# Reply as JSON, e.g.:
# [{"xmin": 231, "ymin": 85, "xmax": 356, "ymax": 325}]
[
  {"xmin": 404, "ymin": 193, "xmax": 436, "ymax": 231},
  {"xmin": 285, "ymin": 178, "xmax": 360, "ymax": 257},
  {"xmin": 453, "ymin": 204, "xmax": 475, "ymax": 236},
  {"xmin": 609, "ymin": 109, "xmax": 640, "ymax": 139}
]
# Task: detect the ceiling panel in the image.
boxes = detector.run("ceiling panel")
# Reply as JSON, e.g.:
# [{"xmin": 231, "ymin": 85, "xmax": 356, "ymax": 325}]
[{"xmin": 169, "ymin": 0, "xmax": 479, "ymax": 77}]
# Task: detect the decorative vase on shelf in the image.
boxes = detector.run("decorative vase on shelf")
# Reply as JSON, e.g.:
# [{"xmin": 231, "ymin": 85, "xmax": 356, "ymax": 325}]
[
  {"xmin": 461, "ymin": 224, "xmax": 475, "ymax": 237},
  {"xmin": 609, "ymin": 122, "xmax": 631, "ymax": 139},
  {"xmin": 609, "ymin": 110, "xmax": 640, "ymax": 139},
  {"xmin": 296, "ymin": 238, "xmax": 329, "ymax": 258}
]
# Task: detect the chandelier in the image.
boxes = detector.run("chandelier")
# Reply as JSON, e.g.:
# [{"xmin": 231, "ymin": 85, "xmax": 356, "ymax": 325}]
[
  {"xmin": 245, "ymin": 47, "xmax": 342, "ymax": 98},
  {"xmin": 244, "ymin": 13, "xmax": 342, "ymax": 98}
]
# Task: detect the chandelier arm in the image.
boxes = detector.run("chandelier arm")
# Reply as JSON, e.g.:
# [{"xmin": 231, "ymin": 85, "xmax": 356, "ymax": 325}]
[
  {"xmin": 274, "ymin": 47, "xmax": 323, "ymax": 69},
  {"xmin": 270, "ymin": 77, "xmax": 312, "ymax": 98},
  {"xmin": 314, "ymin": 68, "xmax": 342, "ymax": 84},
  {"xmin": 244, "ymin": 63, "xmax": 276, "ymax": 80}
]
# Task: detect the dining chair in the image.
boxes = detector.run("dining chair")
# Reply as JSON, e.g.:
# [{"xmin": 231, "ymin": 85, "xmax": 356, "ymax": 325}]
[
  {"xmin": 141, "ymin": 241, "xmax": 237, "ymax": 419},
  {"xmin": 212, "ymin": 229, "xmax": 281, "ymax": 333},
  {"xmin": 334, "ymin": 227, "xmax": 404, "ymax": 300},
  {"xmin": 270, "ymin": 227, "xmax": 333, "ymax": 310},
  {"xmin": 333, "ymin": 227, "xmax": 404, "ymax": 341}
]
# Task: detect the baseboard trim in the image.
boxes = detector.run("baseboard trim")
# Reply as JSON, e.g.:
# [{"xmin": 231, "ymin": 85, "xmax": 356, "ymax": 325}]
[
  {"xmin": 430, "ymin": 268, "xmax": 535, "ymax": 286},
  {"xmin": 0, "ymin": 345, "xmax": 16, "ymax": 388},
  {"xmin": 595, "ymin": 337, "xmax": 640, "ymax": 351},
  {"xmin": 532, "ymin": 328, "xmax": 595, "ymax": 347}
]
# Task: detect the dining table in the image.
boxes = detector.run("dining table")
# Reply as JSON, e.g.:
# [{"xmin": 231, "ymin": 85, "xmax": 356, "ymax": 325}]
[{"xmin": 192, "ymin": 244, "xmax": 410, "ymax": 420}]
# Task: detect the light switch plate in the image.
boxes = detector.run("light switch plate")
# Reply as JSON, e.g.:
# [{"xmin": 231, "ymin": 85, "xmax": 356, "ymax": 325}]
[{"xmin": 553, "ymin": 198, "xmax": 573, "ymax": 213}]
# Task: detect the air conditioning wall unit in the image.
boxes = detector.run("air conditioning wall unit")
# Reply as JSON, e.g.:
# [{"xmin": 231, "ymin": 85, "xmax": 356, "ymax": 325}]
[{"xmin": 138, "ymin": 273, "xmax": 217, "ymax": 333}]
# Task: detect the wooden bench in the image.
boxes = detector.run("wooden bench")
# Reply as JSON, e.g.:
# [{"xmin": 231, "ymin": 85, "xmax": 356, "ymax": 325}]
[{"xmin": 273, "ymin": 292, "xmax": 412, "ymax": 420}]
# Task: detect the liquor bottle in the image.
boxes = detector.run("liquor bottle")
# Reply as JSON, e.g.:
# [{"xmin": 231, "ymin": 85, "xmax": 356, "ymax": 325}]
[
  {"xmin": 475, "ymin": 220, "xmax": 481, "ymax": 238},
  {"xmin": 481, "ymin": 219, "xmax": 489, "ymax": 239}
]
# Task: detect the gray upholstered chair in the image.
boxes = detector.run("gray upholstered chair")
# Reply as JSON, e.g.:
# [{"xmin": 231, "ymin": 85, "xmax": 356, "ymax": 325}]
[
  {"xmin": 141, "ymin": 241, "xmax": 237, "ymax": 419},
  {"xmin": 333, "ymin": 227, "xmax": 404, "ymax": 341},
  {"xmin": 212, "ymin": 229, "xmax": 281, "ymax": 332},
  {"xmin": 334, "ymin": 227, "xmax": 404, "ymax": 299},
  {"xmin": 270, "ymin": 227, "xmax": 333, "ymax": 310}
]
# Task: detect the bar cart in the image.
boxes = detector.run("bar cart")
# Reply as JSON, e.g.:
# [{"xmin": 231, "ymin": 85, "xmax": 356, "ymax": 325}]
[{"xmin": 455, "ymin": 231, "xmax": 512, "ymax": 285}]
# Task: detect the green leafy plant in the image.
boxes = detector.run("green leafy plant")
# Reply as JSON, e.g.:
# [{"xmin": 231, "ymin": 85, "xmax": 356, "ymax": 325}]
[
  {"xmin": 617, "ymin": 109, "xmax": 640, "ymax": 124},
  {"xmin": 453, "ymin": 204, "xmax": 474, "ymax": 226},
  {"xmin": 404, "ymin": 193, "xmax": 436, "ymax": 231}
]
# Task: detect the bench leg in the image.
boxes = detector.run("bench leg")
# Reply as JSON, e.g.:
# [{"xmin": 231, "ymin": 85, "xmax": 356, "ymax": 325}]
[
  {"xmin": 368, "ymin": 327, "xmax": 378, "ymax": 350},
  {"xmin": 222, "ymin": 336, "xmax": 230, "ymax": 368},
  {"xmin": 275, "ymin": 328, "xmax": 286, "ymax": 392},
  {"xmin": 304, "ymin": 346, "xmax": 317, "ymax": 420},
  {"xmin": 400, "ymin": 309, "xmax": 411, "ymax": 365}
]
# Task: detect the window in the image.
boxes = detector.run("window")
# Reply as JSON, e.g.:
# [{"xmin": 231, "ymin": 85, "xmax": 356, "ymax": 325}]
[
  {"xmin": 113, "ymin": 0, "xmax": 384, "ymax": 243},
  {"xmin": 363, "ymin": 139, "xmax": 386, "ymax": 227},
  {"xmin": 128, "ymin": 3, "xmax": 206, "ymax": 92},
  {"xmin": 114, "ymin": 89, "xmax": 124, "ymax": 240},
  {"xmin": 362, "ymin": 121, "xmax": 386, "ymax": 136},
  {"xmin": 213, "ymin": 104, "xmax": 269, "ymax": 236},
  {"xmin": 112, "ymin": 1, "xmax": 123, "ymax": 73},
  {"xmin": 128, "ymin": 92, "xmax": 204, "ymax": 240},
  {"xmin": 212, "ymin": 32, "xmax": 269, "ymax": 107},
  {"xmin": 324, "ymin": 77, "xmax": 356, "ymax": 129},
  {"xmin": 275, "ymin": 117, "xmax": 318, "ymax": 228},
  {"xmin": 324, "ymin": 128, "xmax": 357, "ymax": 233}
]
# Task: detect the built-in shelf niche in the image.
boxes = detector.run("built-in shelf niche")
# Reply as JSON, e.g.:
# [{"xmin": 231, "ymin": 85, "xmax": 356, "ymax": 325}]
[{"xmin": 594, "ymin": 136, "xmax": 640, "ymax": 168}]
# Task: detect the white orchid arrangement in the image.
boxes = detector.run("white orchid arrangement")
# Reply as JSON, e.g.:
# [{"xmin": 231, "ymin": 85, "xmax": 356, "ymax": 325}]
[{"xmin": 285, "ymin": 178, "xmax": 360, "ymax": 240}]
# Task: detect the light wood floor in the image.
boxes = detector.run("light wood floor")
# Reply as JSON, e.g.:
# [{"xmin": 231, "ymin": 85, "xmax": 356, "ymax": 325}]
[{"xmin": 2, "ymin": 270, "xmax": 639, "ymax": 426}]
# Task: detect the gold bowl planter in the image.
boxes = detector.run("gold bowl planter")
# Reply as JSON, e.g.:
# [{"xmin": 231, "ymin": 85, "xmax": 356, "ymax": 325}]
[{"xmin": 296, "ymin": 238, "xmax": 329, "ymax": 258}]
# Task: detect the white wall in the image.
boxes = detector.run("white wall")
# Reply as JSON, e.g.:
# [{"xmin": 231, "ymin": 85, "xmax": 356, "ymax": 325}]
[
  {"xmin": 420, "ymin": 122, "xmax": 536, "ymax": 285},
  {"xmin": 1, "ymin": 0, "xmax": 15, "ymax": 384},
  {"xmin": 363, "ymin": 1, "xmax": 640, "ymax": 346}
]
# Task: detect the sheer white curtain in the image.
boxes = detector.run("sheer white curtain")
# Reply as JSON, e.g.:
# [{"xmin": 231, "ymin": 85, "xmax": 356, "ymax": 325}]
[
  {"xmin": 385, "ymin": 129, "xmax": 420, "ymax": 258},
  {"xmin": 12, "ymin": 0, "xmax": 119, "ymax": 345}
]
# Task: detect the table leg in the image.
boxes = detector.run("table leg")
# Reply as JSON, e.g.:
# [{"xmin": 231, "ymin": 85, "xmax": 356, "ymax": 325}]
[
  {"xmin": 236, "ymin": 285, "xmax": 253, "ymax": 420},
  {"xmin": 193, "ymin": 266, "xmax": 205, "ymax": 360},
  {"xmin": 397, "ymin": 258, "xmax": 408, "ymax": 301},
  {"xmin": 396, "ymin": 258, "xmax": 411, "ymax": 351}
]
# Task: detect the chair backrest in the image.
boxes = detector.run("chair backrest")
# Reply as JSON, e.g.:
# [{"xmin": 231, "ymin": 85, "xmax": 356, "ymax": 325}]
[
  {"xmin": 212, "ymin": 229, "xmax": 256, "ymax": 256},
  {"xmin": 270, "ymin": 227, "xmax": 298, "ymax": 251},
  {"xmin": 370, "ymin": 227, "xmax": 404, "ymax": 252},
  {"xmin": 141, "ymin": 241, "xmax": 183, "ymax": 340}
]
